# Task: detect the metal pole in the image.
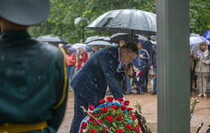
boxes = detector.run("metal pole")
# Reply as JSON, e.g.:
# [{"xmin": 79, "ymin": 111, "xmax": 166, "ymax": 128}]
[{"xmin": 156, "ymin": 0, "xmax": 190, "ymax": 133}]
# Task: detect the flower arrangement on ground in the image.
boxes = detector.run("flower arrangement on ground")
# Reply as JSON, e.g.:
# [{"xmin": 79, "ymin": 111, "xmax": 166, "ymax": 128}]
[{"xmin": 79, "ymin": 96, "xmax": 141, "ymax": 133}]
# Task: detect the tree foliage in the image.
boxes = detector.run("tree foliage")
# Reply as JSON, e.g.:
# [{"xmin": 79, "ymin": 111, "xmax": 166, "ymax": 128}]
[
  {"xmin": 29, "ymin": 0, "xmax": 209, "ymax": 44},
  {"xmin": 189, "ymin": 0, "xmax": 210, "ymax": 35}
]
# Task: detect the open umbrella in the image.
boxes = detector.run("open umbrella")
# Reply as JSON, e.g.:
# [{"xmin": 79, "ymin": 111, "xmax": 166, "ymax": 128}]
[
  {"xmin": 203, "ymin": 29, "xmax": 210, "ymax": 40},
  {"xmin": 190, "ymin": 36, "xmax": 207, "ymax": 57},
  {"xmin": 190, "ymin": 36, "xmax": 206, "ymax": 45},
  {"xmin": 85, "ymin": 36, "xmax": 110, "ymax": 43},
  {"xmin": 37, "ymin": 35, "xmax": 66, "ymax": 43},
  {"xmin": 87, "ymin": 9, "xmax": 156, "ymax": 35},
  {"xmin": 87, "ymin": 40, "xmax": 111, "ymax": 46},
  {"xmin": 71, "ymin": 43, "xmax": 91, "ymax": 53},
  {"xmin": 65, "ymin": 44, "xmax": 73, "ymax": 47},
  {"xmin": 190, "ymin": 33, "xmax": 200, "ymax": 37},
  {"xmin": 110, "ymin": 33, "xmax": 138, "ymax": 43}
]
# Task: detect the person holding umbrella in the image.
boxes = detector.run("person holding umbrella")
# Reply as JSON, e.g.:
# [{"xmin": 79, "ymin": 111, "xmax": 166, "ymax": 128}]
[
  {"xmin": 195, "ymin": 42, "xmax": 210, "ymax": 97},
  {"xmin": 0, "ymin": 0, "xmax": 68, "ymax": 132},
  {"xmin": 69, "ymin": 42, "xmax": 138, "ymax": 133},
  {"xmin": 132, "ymin": 41, "xmax": 150, "ymax": 95},
  {"xmin": 65, "ymin": 46, "xmax": 77, "ymax": 86},
  {"xmin": 76, "ymin": 47, "xmax": 88, "ymax": 70}
]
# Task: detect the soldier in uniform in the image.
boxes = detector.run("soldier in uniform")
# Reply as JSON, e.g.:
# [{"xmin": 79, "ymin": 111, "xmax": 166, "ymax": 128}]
[{"xmin": 0, "ymin": 0, "xmax": 68, "ymax": 132}]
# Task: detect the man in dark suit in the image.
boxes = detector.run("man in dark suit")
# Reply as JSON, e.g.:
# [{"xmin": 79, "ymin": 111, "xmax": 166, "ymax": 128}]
[
  {"xmin": 70, "ymin": 42, "xmax": 138, "ymax": 133},
  {"xmin": 0, "ymin": 0, "xmax": 68, "ymax": 132}
]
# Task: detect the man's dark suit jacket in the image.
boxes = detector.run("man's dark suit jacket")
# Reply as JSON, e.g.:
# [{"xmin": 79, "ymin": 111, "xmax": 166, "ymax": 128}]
[{"xmin": 71, "ymin": 47, "xmax": 123, "ymax": 103}]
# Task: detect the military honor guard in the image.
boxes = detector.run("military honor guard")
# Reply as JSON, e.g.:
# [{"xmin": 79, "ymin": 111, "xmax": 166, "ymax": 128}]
[{"xmin": 0, "ymin": 0, "xmax": 68, "ymax": 132}]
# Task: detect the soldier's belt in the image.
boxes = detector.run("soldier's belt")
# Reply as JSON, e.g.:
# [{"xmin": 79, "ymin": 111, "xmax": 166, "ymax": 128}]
[{"xmin": 0, "ymin": 121, "xmax": 47, "ymax": 133}]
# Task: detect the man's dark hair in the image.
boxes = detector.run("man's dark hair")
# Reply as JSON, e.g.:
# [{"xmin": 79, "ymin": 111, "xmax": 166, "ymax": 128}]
[{"xmin": 121, "ymin": 42, "xmax": 138, "ymax": 55}]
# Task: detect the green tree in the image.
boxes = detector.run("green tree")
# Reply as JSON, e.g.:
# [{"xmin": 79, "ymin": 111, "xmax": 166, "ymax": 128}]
[
  {"xmin": 29, "ymin": 0, "xmax": 209, "ymax": 43},
  {"xmin": 189, "ymin": 0, "xmax": 210, "ymax": 35}
]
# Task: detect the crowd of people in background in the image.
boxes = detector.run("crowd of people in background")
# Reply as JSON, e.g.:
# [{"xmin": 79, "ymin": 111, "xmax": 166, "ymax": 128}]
[
  {"xmin": 63, "ymin": 38, "xmax": 158, "ymax": 96},
  {"xmin": 63, "ymin": 36, "xmax": 210, "ymax": 98}
]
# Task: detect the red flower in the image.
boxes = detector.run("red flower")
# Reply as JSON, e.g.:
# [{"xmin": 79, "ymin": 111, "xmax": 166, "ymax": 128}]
[
  {"xmin": 131, "ymin": 115, "xmax": 136, "ymax": 121},
  {"xmin": 116, "ymin": 129, "xmax": 123, "ymax": 133},
  {"xmin": 121, "ymin": 105, "xmax": 127, "ymax": 111},
  {"xmin": 116, "ymin": 115, "xmax": 122, "ymax": 121},
  {"xmin": 152, "ymin": 74, "xmax": 155, "ymax": 78},
  {"xmin": 88, "ymin": 115, "xmax": 96, "ymax": 122},
  {"xmin": 81, "ymin": 122, "xmax": 87, "ymax": 129},
  {"xmin": 106, "ymin": 116, "xmax": 113, "ymax": 122},
  {"xmin": 107, "ymin": 97, "xmax": 114, "ymax": 102},
  {"xmin": 126, "ymin": 124, "xmax": 132, "ymax": 130},
  {"xmin": 80, "ymin": 128, "xmax": 83, "ymax": 133},
  {"xmin": 102, "ymin": 107, "xmax": 108, "ymax": 113},
  {"xmin": 88, "ymin": 104, "xmax": 94, "ymax": 110},
  {"xmin": 127, "ymin": 107, "xmax": 133, "ymax": 111},
  {"xmin": 124, "ymin": 100, "xmax": 129, "ymax": 106},
  {"xmin": 110, "ymin": 105, "xmax": 118, "ymax": 110},
  {"xmin": 118, "ymin": 98, "xmax": 124, "ymax": 102},
  {"xmin": 96, "ymin": 111, "xmax": 100, "ymax": 116},
  {"xmin": 94, "ymin": 119, "xmax": 102, "ymax": 125},
  {"xmin": 138, "ymin": 70, "xmax": 142, "ymax": 76},
  {"xmin": 90, "ymin": 112, "xmax": 94, "ymax": 115},
  {"xmin": 102, "ymin": 127, "xmax": 110, "ymax": 133},
  {"xmin": 90, "ymin": 129, "xmax": 96, "ymax": 133},
  {"xmin": 100, "ymin": 99, "xmax": 106, "ymax": 104},
  {"xmin": 136, "ymin": 127, "xmax": 141, "ymax": 133}
]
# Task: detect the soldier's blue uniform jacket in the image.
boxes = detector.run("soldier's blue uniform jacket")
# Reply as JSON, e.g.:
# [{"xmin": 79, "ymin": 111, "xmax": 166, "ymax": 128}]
[
  {"xmin": 0, "ymin": 30, "xmax": 68, "ymax": 133},
  {"xmin": 71, "ymin": 46, "xmax": 123, "ymax": 102}
]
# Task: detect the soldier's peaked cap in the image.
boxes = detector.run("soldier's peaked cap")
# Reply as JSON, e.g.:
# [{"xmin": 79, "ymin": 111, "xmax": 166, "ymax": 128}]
[{"xmin": 0, "ymin": 0, "xmax": 49, "ymax": 26}]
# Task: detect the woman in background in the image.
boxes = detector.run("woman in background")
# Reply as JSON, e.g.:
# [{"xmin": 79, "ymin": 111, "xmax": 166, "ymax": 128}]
[
  {"xmin": 195, "ymin": 42, "xmax": 210, "ymax": 97},
  {"xmin": 65, "ymin": 47, "xmax": 76, "ymax": 85},
  {"xmin": 76, "ymin": 47, "xmax": 88, "ymax": 70}
]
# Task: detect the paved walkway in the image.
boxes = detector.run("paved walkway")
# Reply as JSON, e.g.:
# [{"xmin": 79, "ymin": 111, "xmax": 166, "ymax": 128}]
[{"xmin": 58, "ymin": 90, "xmax": 210, "ymax": 133}]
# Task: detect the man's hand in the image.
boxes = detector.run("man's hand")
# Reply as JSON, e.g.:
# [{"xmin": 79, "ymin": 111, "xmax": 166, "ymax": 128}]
[
  {"xmin": 202, "ymin": 60, "xmax": 206, "ymax": 64},
  {"xmin": 140, "ymin": 54, "xmax": 144, "ymax": 59}
]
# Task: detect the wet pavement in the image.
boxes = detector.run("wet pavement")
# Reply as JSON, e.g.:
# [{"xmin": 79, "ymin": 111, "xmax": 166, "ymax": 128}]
[{"xmin": 58, "ymin": 89, "xmax": 210, "ymax": 133}]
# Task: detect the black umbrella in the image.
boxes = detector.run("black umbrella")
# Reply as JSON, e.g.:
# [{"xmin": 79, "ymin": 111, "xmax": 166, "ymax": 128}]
[
  {"xmin": 87, "ymin": 40, "xmax": 112, "ymax": 46},
  {"xmin": 37, "ymin": 35, "xmax": 66, "ymax": 43},
  {"xmin": 85, "ymin": 35, "xmax": 110, "ymax": 43},
  {"xmin": 110, "ymin": 33, "xmax": 148, "ymax": 44},
  {"xmin": 110, "ymin": 33, "xmax": 138, "ymax": 43},
  {"xmin": 87, "ymin": 9, "xmax": 156, "ymax": 35}
]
